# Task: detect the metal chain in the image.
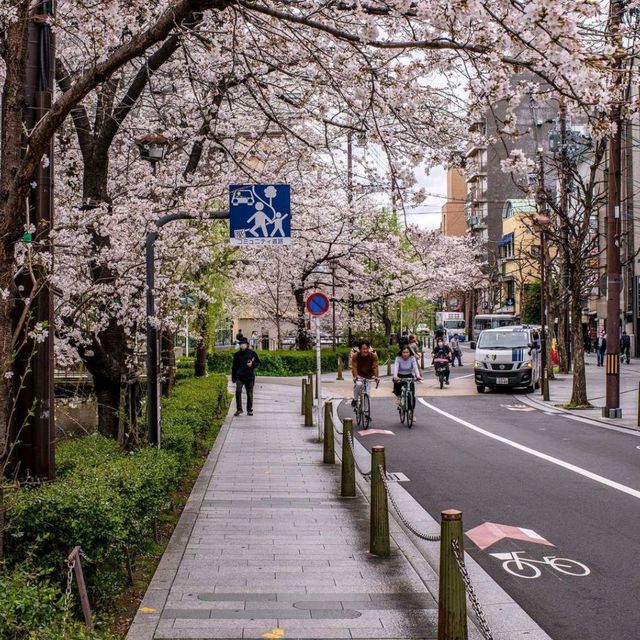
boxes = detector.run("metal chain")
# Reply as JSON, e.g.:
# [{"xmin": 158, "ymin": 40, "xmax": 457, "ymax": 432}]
[
  {"xmin": 332, "ymin": 417, "xmax": 343, "ymax": 435},
  {"xmin": 346, "ymin": 432, "xmax": 371, "ymax": 476},
  {"xmin": 379, "ymin": 465, "xmax": 441, "ymax": 542},
  {"xmin": 79, "ymin": 548, "xmax": 94, "ymax": 564},
  {"xmin": 451, "ymin": 538, "xmax": 494, "ymax": 640},
  {"xmin": 62, "ymin": 556, "xmax": 76, "ymax": 624}
]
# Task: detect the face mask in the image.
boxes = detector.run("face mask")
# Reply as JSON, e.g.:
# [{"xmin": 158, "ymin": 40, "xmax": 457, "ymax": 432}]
[{"xmin": 240, "ymin": 344, "xmax": 248, "ymax": 350}]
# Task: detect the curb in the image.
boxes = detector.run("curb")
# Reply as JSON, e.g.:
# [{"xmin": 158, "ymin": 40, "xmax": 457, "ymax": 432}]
[
  {"xmin": 328, "ymin": 398, "xmax": 552, "ymax": 640},
  {"xmin": 126, "ymin": 402, "xmax": 237, "ymax": 640},
  {"xmin": 519, "ymin": 392, "xmax": 640, "ymax": 433}
]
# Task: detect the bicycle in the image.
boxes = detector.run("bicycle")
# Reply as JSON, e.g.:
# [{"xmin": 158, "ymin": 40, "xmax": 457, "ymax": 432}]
[
  {"xmin": 354, "ymin": 376, "xmax": 378, "ymax": 429},
  {"xmin": 433, "ymin": 356, "xmax": 450, "ymax": 389},
  {"xmin": 397, "ymin": 376, "xmax": 418, "ymax": 428},
  {"xmin": 489, "ymin": 551, "xmax": 590, "ymax": 579}
]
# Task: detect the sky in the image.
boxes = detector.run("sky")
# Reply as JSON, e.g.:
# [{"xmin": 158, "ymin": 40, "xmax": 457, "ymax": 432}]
[{"xmin": 406, "ymin": 164, "xmax": 447, "ymax": 230}]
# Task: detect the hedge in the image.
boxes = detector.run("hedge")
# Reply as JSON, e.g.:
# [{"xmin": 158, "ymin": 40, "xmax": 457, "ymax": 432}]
[
  {"xmin": 2, "ymin": 374, "xmax": 230, "ymax": 636},
  {"xmin": 208, "ymin": 347, "xmax": 397, "ymax": 377}
]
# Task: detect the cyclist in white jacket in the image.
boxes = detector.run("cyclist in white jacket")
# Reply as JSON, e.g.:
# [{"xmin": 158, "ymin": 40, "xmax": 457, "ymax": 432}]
[{"xmin": 392, "ymin": 345, "xmax": 422, "ymax": 404}]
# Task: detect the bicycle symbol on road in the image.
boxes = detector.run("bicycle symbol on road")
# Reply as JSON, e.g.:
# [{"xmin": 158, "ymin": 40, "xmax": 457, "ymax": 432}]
[{"xmin": 490, "ymin": 551, "xmax": 590, "ymax": 579}]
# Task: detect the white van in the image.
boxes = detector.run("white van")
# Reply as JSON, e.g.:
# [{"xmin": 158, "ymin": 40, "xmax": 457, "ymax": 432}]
[{"xmin": 473, "ymin": 326, "xmax": 541, "ymax": 393}]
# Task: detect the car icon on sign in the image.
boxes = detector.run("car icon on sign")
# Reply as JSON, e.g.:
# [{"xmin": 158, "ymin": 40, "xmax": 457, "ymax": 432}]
[{"xmin": 231, "ymin": 188, "xmax": 254, "ymax": 206}]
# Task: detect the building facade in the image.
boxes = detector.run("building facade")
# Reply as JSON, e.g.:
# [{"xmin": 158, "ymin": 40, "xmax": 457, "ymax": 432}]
[{"xmin": 440, "ymin": 168, "xmax": 467, "ymax": 236}]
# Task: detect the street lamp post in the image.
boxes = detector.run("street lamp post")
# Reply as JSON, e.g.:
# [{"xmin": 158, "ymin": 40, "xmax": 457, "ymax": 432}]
[{"xmin": 145, "ymin": 211, "xmax": 229, "ymax": 446}]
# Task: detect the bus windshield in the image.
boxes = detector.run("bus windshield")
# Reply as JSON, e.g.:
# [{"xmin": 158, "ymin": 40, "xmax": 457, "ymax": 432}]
[{"xmin": 477, "ymin": 330, "xmax": 529, "ymax": 350}]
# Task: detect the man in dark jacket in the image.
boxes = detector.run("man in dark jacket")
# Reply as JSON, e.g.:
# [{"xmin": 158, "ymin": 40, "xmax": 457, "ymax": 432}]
[{"xmin": 232, "ymin": 337, "xmax": 261, "ymax": 416}]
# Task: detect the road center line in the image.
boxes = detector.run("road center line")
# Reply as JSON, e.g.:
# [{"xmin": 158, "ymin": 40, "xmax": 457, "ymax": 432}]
[{"xmin": 418, "ymin": 398, "xmax": 640, "ymax": 501}]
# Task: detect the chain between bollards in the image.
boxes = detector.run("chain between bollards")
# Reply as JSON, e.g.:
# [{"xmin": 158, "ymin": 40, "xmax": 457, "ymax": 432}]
[
  {"xmin": 438, "ymin": 510, "xmax": 467, "ymax": 640},
  {"xmin": 341, "ymin": 418, "xmax": 356, "ymax": 497},
  {"xmin": 370, "ymin": 447, "xmax": 390, "ymax": 556},
  {"xmin": 304, "ymin": 380, "xmax": 314, "ymax": 426},
  {"xmin": 323, "ymin": 401, "xmax": 335, "ymax": 464}
]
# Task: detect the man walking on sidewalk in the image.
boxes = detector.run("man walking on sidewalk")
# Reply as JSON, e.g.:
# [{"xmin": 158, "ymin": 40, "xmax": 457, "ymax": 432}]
[
  {"xmin": 450, "ymin": 333, "xmax": 463, "ymax": 367},
  {"xmin": 596, "ymin": 331, "xmax": 606, "ymax": 367},
  {"xmin": 232, "ymin": 337, "xmax": 261, "ymax": 416},
  {"xmin": 621, "ymin": 331, "xmax": 631, "ymax": 365}
]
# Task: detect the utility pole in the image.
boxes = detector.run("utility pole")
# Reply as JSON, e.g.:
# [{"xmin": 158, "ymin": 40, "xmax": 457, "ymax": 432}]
[
  {"xmin": 559, "ymin": 100, "xmax": 571, "ymax": 373},
  {"xmin": 13, "ymin": 1, "xmax": 56, "ymax": 479},
  {"xmin": 604, "ymin": 0, "xmax": 624, "ymax": 418},
  {"xmin": 347, "ymin": 131, "xmax": 354, "ymax": 346},
  {"xmin": 536, "ymin": 148, "xmax": 550, "ymax": 401}
]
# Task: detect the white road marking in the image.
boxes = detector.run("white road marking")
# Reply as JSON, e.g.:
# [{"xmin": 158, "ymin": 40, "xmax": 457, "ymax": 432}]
[
  {"xmin": 455, "ymin": 373, "xmax": 474, "ymax": 379},
  {"xmin": 419, "ymin": 398, "xmax": 640, "ymax": 500}
]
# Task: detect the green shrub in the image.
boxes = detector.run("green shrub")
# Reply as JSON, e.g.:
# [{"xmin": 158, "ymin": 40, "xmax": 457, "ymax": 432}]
[
  {"xmin": 176, "ymin": 356, "xmax": 195, "ymax": 380},
  {"xmin": 208, "ymin": 347, "xmax": 396, "ymax": 377},
  {"xmin": 55, "ymin": 435, "xmax": 122, "ymax": 478},
  {"xmin": 0, "ymin": 566, "xmax": 62, "ymax": 638},
  {"xmin": 3, "ymin": 374, "xmax": 230, "ymax": 622}
]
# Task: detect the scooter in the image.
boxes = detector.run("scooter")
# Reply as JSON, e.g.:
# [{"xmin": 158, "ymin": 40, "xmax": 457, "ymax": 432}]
[{"xmin": 433, "ymin": 356, "xmax": 450, "ymax": 389}]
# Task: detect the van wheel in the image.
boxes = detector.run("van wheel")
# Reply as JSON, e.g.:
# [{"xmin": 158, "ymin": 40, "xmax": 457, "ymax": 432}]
[
  {"xmin": 476, "ymin": 385, "xmax": 485, "ymax": 394},
  {"xmin": 525, "ymin": 384, "xmax": 535, "ymax": 394}
]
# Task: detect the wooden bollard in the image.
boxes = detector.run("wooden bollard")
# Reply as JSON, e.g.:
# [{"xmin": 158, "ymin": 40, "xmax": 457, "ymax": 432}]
[
  {"xmin": 323, "ymin": 401, "xmax": 335, "ymax": 464},
  {"xmin": 337, "ymin": 356, "xmax": 344, "ymax": 381},
  {"xmin": 340, "ymin": 418, "xmax": 356, "ymax": 497},
  {"xmin": 370, "ymin": 446, "xmax": 390, "ymax": 557},
  {"xmin": 304, "ymin": 381, "xmax": 314, "ymax": 426},
  {"xmin": 438, "ymin": 510, "xmax": 467, "ymax": 640},
  {"xmin": 386, "ymin": 358, "xmax": 391, "ymax": 376},
  {"xmin": 301, "ymin": 378, "xmax": 306, "ymax": 415}
]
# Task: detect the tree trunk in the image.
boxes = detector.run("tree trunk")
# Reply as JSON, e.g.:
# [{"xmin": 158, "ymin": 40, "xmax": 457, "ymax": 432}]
[
  {"xmin": 294, "ymin": 289, "xmax": 310, "ymax": 350},
  {"xmin": 161, "ymin": 329, "xmax": 176, "ymax": 396},
  {"xmin": 569, "ymin": 291, "xmax": 590, "ymax": 407},
  {"xmin": 195, "ymin": 341, "xmax": 207, "ymax": 377},
  {"xmin": 556, "ymin": 297, "xmax": 569, "ymax": 374}
]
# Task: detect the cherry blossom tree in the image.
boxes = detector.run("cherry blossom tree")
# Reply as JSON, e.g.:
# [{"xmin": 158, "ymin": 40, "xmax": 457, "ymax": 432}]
[{"xmin": 0, "ymin": 0, "xmax": 637, "ymax": 461}]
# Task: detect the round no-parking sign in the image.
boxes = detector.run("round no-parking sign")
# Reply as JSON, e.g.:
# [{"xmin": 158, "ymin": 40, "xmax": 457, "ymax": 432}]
[{"xmin": 306, "ymin": 292, "xmax": 330, "ymax": 316}]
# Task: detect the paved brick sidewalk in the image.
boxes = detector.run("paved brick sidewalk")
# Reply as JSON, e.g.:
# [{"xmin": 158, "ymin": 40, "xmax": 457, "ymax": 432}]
[{"xmin": 127, "ymin": 382, "xmax": 442, "ymax": 640}]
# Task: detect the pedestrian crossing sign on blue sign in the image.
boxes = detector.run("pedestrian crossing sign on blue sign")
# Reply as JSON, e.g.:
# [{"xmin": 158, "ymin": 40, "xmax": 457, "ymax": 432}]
[{"xmin": 229, "ymin": 184, "xmax": 291, "ymax": 246}]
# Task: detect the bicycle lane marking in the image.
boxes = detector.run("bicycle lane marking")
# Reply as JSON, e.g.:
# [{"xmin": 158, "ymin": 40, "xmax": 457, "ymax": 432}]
[{"xmin": 418, "ymin": 398, "xmax": 640, "ymax": 501}]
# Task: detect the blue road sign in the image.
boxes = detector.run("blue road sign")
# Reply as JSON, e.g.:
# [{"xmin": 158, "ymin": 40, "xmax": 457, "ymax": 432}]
[
  {"xmin": 229, "ymin": 184, "xmax": 291, "ymax": 246},
  {"xmin": 306, "ymin": 292, "xmax": 330, "ymax": 316}
]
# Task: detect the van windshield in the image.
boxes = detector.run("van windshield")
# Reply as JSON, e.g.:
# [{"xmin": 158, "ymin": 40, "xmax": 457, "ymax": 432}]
[
  {"xmin": 445, "ymin": 320, "xmax": 465, "ymax": 329},
  {"xmin": 477, "ymin": 331, "xmax": 529, "ymax": 350}
]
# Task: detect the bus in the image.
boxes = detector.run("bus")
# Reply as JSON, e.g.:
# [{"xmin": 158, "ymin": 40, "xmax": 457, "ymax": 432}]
[
  {"xmin": 471, "ymin": 314, "xmax": 521, "ymax": 345},
  {"xmin": 435, "ymin": 312, "xmax": 466, "ymax": 341}
]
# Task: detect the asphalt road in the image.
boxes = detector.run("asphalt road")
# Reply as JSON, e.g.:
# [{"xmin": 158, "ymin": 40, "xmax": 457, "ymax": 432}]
[{"xmin": 338, "ymin": 363, "xmax": 640, "ymax": 640}]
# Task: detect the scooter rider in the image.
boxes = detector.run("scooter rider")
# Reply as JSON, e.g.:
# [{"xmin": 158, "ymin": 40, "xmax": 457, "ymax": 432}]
[{"xmin": 431, "ymin": 338, "xmax": 452, "ymax": 385}]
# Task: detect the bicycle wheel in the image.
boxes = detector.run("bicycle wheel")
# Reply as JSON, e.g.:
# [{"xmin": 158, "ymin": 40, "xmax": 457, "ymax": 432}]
[
  {"xmin": 399, "ymin": 389, "xmax": 406, "ymax": 424},
  {"xmin": 502, "ymin": 559, "xmax": 541, "ymax": 579},
  {"xmin": 362, "ymin": 393, "xmax": 371, "ymax": 429},
  {"xmin": 406, "ymin": 388, "xmax": 415, "ymax": 429},
  {"xmin": 549, "ymin": 557, "xmax": 590, "ymax": 577},
  {"xmin": 355, "ymin": 398, "xmax": 363, "ymax": 427}
]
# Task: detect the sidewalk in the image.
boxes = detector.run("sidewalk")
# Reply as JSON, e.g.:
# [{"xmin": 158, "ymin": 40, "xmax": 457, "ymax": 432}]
[
  {"xmin": 127, "ymin": 381, "xmax": 549, "ymax": 640},
  {"xmin": 522, "ymin": 352, "xmax": 640, "ymax": 430},
  {"xmin": 127, "ymin": 382, "xmax": 441, "ymax": 639}
]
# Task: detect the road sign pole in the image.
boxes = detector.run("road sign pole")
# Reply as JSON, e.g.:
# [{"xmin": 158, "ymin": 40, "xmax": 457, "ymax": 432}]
[{"xmin": 315, "ymin": 316, "xmax": 323, "ymax": 441}]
